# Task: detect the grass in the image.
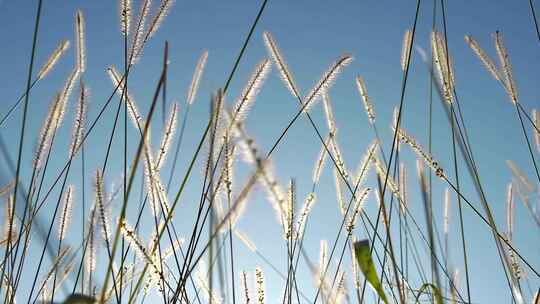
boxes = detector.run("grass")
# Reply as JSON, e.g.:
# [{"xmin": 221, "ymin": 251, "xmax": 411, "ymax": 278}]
[{"xmin": 0, "ymin": 0, "xmax": 539, "ymax": 303}]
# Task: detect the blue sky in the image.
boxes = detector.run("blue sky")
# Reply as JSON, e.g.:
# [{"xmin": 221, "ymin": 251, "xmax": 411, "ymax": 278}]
[{"xmin": 0, "ymin": 0, "xmax": 539, "ymax": 303}]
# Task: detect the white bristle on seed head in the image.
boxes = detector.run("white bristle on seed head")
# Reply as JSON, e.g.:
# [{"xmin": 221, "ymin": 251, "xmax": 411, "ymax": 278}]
[
  {"xmin": 443, "ymin": 187, "xmax": 451, "ymax": 235},
  {"xmin": 187, "ymin": 49, "xmax": 208, "ymax": 106},
  {"xmin": 146, "ymin": 0, "xmax": 175, "ymax": 40},
  {"xmin": 493, "ymin": 31, "xmax": 518, "ymax": 104},
  {"xmin": 232, "ymin": 59, "xmax": 271, "ymax": 125},
  {"xmin": 156, "ymin": 102, "xmax": 178, "ymax": 170},
  {"xmin": 464, "ymin": 34, "xmax": 500, "ymax": 81},
  {"xmin": 129, "ymin": 0, "xmax": 152, "ymax": 64},
  {"xmin": 295, "ymin": 192, "xmax": 316, "ymax": 239},
  {"xmin": 532, "ymin": 109, "xmax": 540, "ymax": 153},
  {"xmin": 75, "ymin": 10, "xmax": 86, "ymax": 73},
  {"xmin": 322, "ymin": 92, "xmax": 337, "ymax": 133},
  {"xmin": 401, "ymin": 29, "xmax": 412, "ymax": 71},
  {"xmin": 255, "ymin": 267, "xmax": 265, "ymax": 304},
  {"xmin": 37, "ymin": 40, "xmax": 70, "ymax": 80},
  {"xmin": 302, "ymin": 54, "xmax": 353, "ymax": 113},
  {"xmin": 263, "ymin": 31, "xmax": 299, "ymax": 98},
  {"xmin": 355, "ymin": 75, "xmax": 375, "ymax": 124},
  {"xmin": 119, "ymin": 0, "xmax": 132, "ymax": 35},
  {"xmin": 58, "ymin": 185, "xmax": 75, "ymax": 240},
  {"xmin": 506, "ymin": 182, "xmax": 514, "ymax": 240},
  {"xmin": 70, "ymin": 83, "xmax": 88, "ymax": 158},
  {"xmin": 346, "ymin": 188, "xmax": 370, "ymax": 233},
  {"xmin": 313, "ymin": 135, "xmax": 331, "ymax": 185}
]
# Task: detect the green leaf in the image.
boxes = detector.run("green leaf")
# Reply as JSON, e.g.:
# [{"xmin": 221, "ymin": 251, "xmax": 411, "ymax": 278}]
[
  {"xmin": 62, "ymin": 294, "xmax": 95, "ymax": 304},
  {"xmin": 414, "ymin": 283, "xmax": 443, "ymax": 304},
  {"xmin": 353, "ymin": 239, "xmax": 388, "ymax": 304}
]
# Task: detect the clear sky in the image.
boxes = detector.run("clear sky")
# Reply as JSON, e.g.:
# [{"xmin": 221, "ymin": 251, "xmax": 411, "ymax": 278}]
[{"xmin": 0, "ymin": 0, "xmax": 539, "ymax": 303}]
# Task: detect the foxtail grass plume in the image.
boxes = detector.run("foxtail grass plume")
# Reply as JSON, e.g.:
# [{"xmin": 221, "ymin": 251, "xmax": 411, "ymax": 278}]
[
  {"xmin": 94, "ymin": 170, "xmax": 111, "ymax": 242},
  {"xmin": 443, "ymin": 187, "xmax": 451, "ymax": 235},
  {"xmin": 334, "ymin": 168, "xmax": 347, "ymax": 216},
  {"xmin": 69, "ymin": 82, "xmax": 88, "ymax": 158},
  {"xmin": 317, "ymin": 240, "xmax": 329, "ymax": 289},
  {"xmin": 373, "ymin": 157, "xmax": 404, "ymax": 203},
  {"xmin": 506, "ymin": 183, "xmax": 514, "ymax": 240},
  {"xmin": 353, "ymin": 141, "xmax": 377, "ymax": 188},
  {"xmin": 295, "ymin": 192, "xmax": 316, "ymax": 239},
  {"xmin": 58, "ymin": 185, "xmax": 74, "ymax": 240},
  {"xmin": 130, "ymin": 0, "xmax": 151, "ymax": 64},
  {"xmin": 107, "ymin": 66, "xmax": 144, "ymax": 129},
  {"xmin": 532, "ymin": 109, "xmax": 540, "ymax": 153},
  {"xmin": 284, "ymin": 180, "xmax": 296, "ymax": 239},
  {"xmin": 60, "ymin": 68, "xmax": 82, "ymax": 109},
  {"xmin": 431, "ymin": 31, "xmax": 454, "ymax": 104},
  {"xmin": 120, "ymin": 220, "xmax": 163, "ymax": 276},
  {"xmin": 312, "ymin": 135, "xmax": 331, "ymax": 185},
  {"xmin": 329, "ymin": 135, "xmax": 349, "ymax": 181},
  {"xmin": 240, "ymin": 271, "xmax": 251, "ymax": 304},
  {"xmin": 37, "ymin": 40, "xmax": 70, "ymax": 80},
  {"xmin": 394, "ymin": 124, "xmax": 446, "ymax": 179},
  {"xmin": 263, "ymin": 31, "xmax": 299, "ymax": 98},
  {"xmin": 34, "ymin": 93, "xmax": 62, "ymax": 169},
  {"xmin": 119, "ymin": 0, "xmax": 131, "ymax": 35},
  {"xmin": 187, "ymin": 50, "xmax": 208, "ymax": 106},
  {"xmin": 355, "ymin": 75, "xmax": 375, "ymax": 124},
  {"xmin": 220, "ymin": 139, "xmax": 236, "ymax": 198},
  {"xmin": 75, "ymin": 10, "xmax": 86, "ymax": 73},
  {"xmin": 322, "ymin": 93, "xmax": 337, "ymax": 134},
  {"xmin": 401, "ymin": 29, "xmax": 412, "ymax": 71},
  {"xmin": 302, "ymin": 54, "xmax": 353, "ymax": 113},
  {"xmin": 146, "ymin": 0, "xmax": 175, "ymax": 40},
  {"xmin": 121, "ymin": 221, "xmax": 166, "ymax": 294},
  {"xmin": 346, "ymin": 187, "xmax": 370, "ymax": 233},
  {"xmin": 350, "ymin": 236, "xmax": 361, "ymax": 290},
  {"xmin": 494, "ymin": 31, "xmax": 518, "ymax": 104},
  {"xmin": 2, "ymin": 195, "xmax": 16, "ymax": 245},
  {"xmin": 33, "ymin": 68, "xmax": 75, "ymax": 169},
  {"xmin": 156, "ymin": 102, "xmax": 178, "ymax": 170},
  {"xmin": 86, "ymin": 212, "xmax": 97, "ymax": 277},
  {"xmin": 232, "ymin": 59, "xmax": 271, "ymax": 124},
  {"xmin": 464, "ymin": 34, "xmax": 501, "ymax": 81},
  {"xmin": 255, "ymin": 267, "xmax": 265, "ymax": 304}
]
